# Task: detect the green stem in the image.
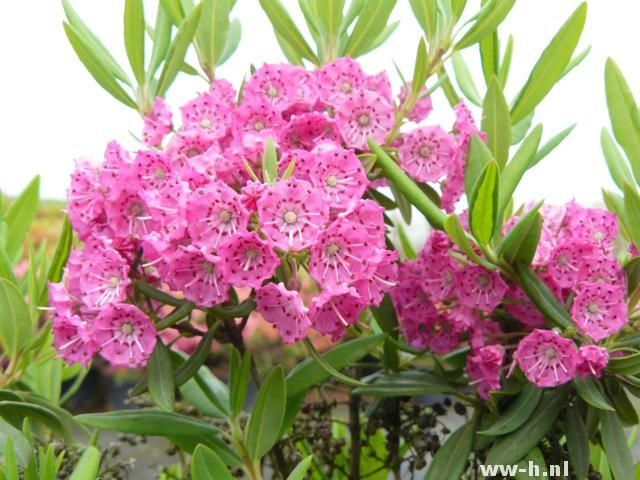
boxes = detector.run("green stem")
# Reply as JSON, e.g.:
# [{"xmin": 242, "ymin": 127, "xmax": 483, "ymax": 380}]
[
  {"xmin": 304, "ymin": 338, "xmax": 367, "ymax": 387},
  {"xmin": 368, "ymin": 138, "xmax": 447, "ymax": 230}
]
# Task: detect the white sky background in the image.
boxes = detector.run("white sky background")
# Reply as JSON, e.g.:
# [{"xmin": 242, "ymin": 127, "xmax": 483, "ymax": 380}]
[{"xmin": 0, "ymin": 0, "xmax": 639, "ymax": 205}]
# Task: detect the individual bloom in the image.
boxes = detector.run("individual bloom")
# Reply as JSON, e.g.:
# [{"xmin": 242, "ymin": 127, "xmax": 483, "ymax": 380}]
[
  {"xmin": 440, "ymin": 156, "xmax": 465, "ymax": 213},
  {"xmin": 547, "ymin": 242, "xmax": 594, "ymax": 288},
  {"xmin": 398, "ymin": 83, "xmax": 433, "ymax": 123},
  {"xmin": 469, "ymin": 318, "xmax": 501, "ymax": 351},
  {"xmin": 185, "ymin": 181, "xmax": 249, "ymax": 249},
  {"xmin": 233, "ymin": 99, "xmax": 285, "ymax": 135},
  {"xmin": 316, "ymin": 56, "xmax": 367, "ymax": 106},
  {"xmin": 310, "ymin": 286, "xmax": 365, "ymax": 341},
  {"xmin": 309, "ymin": 220, "xmax": 378, "ymax": 289},
  {"xmin": 243, "ymin": 63, "xmax": 306, "ymax": 111},
  {"xmin": 392, "ymin": 272, "xmax": 437, "ymax": 323},
  {"xmin": 67, "ymin": 159, "xmax": 104, "ymax": 240},
  {"xmin": 218, "ymin": 232, "xmax": 279, "ymax": 288},
  {"xmin": 421, "ymin": 252, "xmax": 458, "ymax": 302},
  {"xmin": 278, "ymin": 149, "xmax": 317, "ymax": 181},
  {"xmin": 209, "ymin": 78, "xmax": 237, "ymax": 108},
  {"xmin": 455, "ymin": 265, "xmax": 508, "ymax": 312},
  {"xmin": 399, "ymin": 127, "xmax": 457, "ymax": 182},
  {"xmin": 570, "ymin": 207, "xmax": 618, "ymax": 251},
  {"xmin": 514, "ymin": 329, "xmax": 578, "ymax": 387},
  {"xmin": 257, "ymin": 178, "xmax": 329, "ymax": 251},
  {"xmin": 240, "ymin": 180, "xmax": 268, "ymax": 211},
  {"xmin": 131, "ymin": 150, "xmax": 174, "ymax": 190},
  {"xmin": 453, "ymin": 100, "xmax": 485, "ymax": 152},
  {"xmin": 255, "ymin": 283, "xmax": 310, "ymax": 343},
  {"xmin": 353, "ymin": 250, "xmax": 398, "ymax": 306},
  {"xmin": 95, "ymin": 303, "xmax": 157, "ymax": 367},
  {"xmin": 167, "ymin": 246, "xmax": 229, "ymax": 307},
  {"xmin": 504, "ymin": 284, "xmax": 545, "ymax": 328},
  {"xmin": 279, "ymin": 112, "xmax": 339, "ymax": 151},
  {"xmin": 166, "ymin": 129, "xmax": 218, "ymax": 166},
  {"xmin": 365, "ymin": 72, "xmax": 393, "ymax": 103},
  {"xmin": 577, "ymin": 255, "xmax": 625, "ymax": 286},
  {"xmin": 466, "ymin": 345, "xmax": 505, "ymax": 399},
  {"xmin": 576, "ymin": 345, "xmax": 609, "ymax": 378},
  {"xmin": 570, "ymin": 283, "xmax": 627, "ymax": 341},
  {"xmin": 334, "ymin": 90, "xmax": 394, "ymax": 150},
  {"xmin": 308, "ymin": 146, "xmax": 368, "ymax": 210},
  {"xmin": 104, "ymin": 187, "xmax": 157, "ymax": 239},
  {"xmin": 52, "ymin": 314, "xmax": 98, "ymax": 366},
  {"xmin": 143, "ymin": 97, "xmax": 173, "ymax": 147},
  {"xmin": 342, "ymin": 200, "xmax": 386, "ymax": 247},
  {"xmin": 99, "ymin": 141, "xmax": 133, "ymax": 195},
  {"xmin": 425, "ymin": 316, "xmax": 461, "ymax": 354},
  {"xmin": 448, "ymin": 305, "xmax": 478, "ymax": 333},
  {"xmin": 420, "ymin": 230, "xmax": 455, "ymax": 256},
  {"xmin": 141, "ymin": 180, "xmax": 189, "ymax": 241},
  {"xmin": 181, "ymin": 91, "xmax": 231, "ymax": 138},
  {"xmin": 78, "ymin": 239, "xmax": 131, "ymax": 308}
]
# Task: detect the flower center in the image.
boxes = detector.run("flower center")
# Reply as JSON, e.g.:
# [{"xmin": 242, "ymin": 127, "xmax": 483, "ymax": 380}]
[
  {"xmin": 109, "ymin": 276, "xmax": 120, "ymax": 289},
  {"xmin": 556, "ymin": 253, "xmax": 568, "ymax": 266},
  {"xmin": 120, "ymin": 323, "xmax": 134, "ymax": 335},
  {"xmin": 543, "ymin": 347, "xmax": 557, "ymax": 360},
  {"xmin": 245, "ymin": 248, "xmax": 258, "ymax": 260},
  {"xmin": 341, "ymin": 82, "xmax": 352, "ymax": 94},
  {"xmin": 326, "ymin": 174, "xmax": 338, "ymax": 187},
  {"xmin": 202, "ymin": 262, "xmax": 215, "ymax": 274},
  {"xmin": 418, "ymin": 145, "xmax": 431, "ymax": 158},
  {"xmin": 326, "ymin": 242, "xmax": 340, "ymax": 256},
  {"xmin": 283, "ymin": 210, "xmax": 298, "ymax": 225},
  {"xmin": 200, "ymin": 118, "xmax": 212, "ymax": 129},
  {"xmin": 253, "ymin": 120, "xmax": 265, "ymax": 131},
  {"xmin": 129, "ymin": 202, "xmax": 144, "ymax": 216},
  {"xmin": 267, "ymin": 86, "xmax": 279, "ymax": 98},
  {"xmin": 357, "ymin": 114, "xmax": 370, "ymax": 127},
  {"xmin": 186, "ymin": 147, "xmax": 201, "ymax": 158},
  {"xmin": 219, "ymin": 208, "xmax": 233, "ymax": 223},
  {"xmin": 154, "ymin": 167, "xmax": 166, "ymax": 180},
  {"xmin": 593, "ymin": 230, "xmax": 605, "ymax": 241},
  {"xmin": 476, "ymin": 275, "xmax": 491, "ymax": 288},
  {"xmin": 587, "ymin": 302, "xmax": 600, "ymax": 314}
]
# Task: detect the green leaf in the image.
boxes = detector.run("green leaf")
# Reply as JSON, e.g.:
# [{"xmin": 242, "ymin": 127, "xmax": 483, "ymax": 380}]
[
  {"xmin": 605, "ymin": 58, "xmax": 640, "ymax": 184},
  {"xmin": 45, "ymin": 215, "xmax": 73, "ymax": 285},
  {"xmin": 229, "ymin": 349, "xmax": 251, "ymax": 418},
  {"xmin": 482, "ymin": 77, "xmax": 511, "ymax": 168},
  {"xmin": 396, "ymin": 223, "xmax": 416, "ymax": 260},
  {"xmin": 606, "ymin": 380, "xmax": 638, "ymax": 426},
  {"xmin": 178, "ymin": 358, "xmax": 230, "ymax": 418},
  {"xmin": 63, "ymin": 22, "xmax": 138, "ymax": 109},
  {"xmin": 218, "ymin": 18, "xmax": 241, "ymax": 66},
  {"xmin": 479, "ymin": 28, "xmax": 499, "ymax": 86},
  {"xmin": 76, "ymin": 408, "xmax": 220, "ymax": 437},
  {"xmin": 317, "ymin": 0, "xmax": 344, "ymax": 45},
  {"xmin": 197, "ymin": 0, "xmax": 230, "ymax": 74},
  {"xmin": 609, "ymin": 352, "xmax": 640, "ymax": 375},
  {"xmin": 498, "ymin": 202, "xmax": 542, "ymax": 265},
  {"xmin": 0, "ymin": 245, "xmax": 18, "ymax": 287},
  {"xmin": 562, "ymin": 45, "xmax": 591, "ymax": 79},
  {"xmin": 287, "ymin": 334, "xmax": 385, "ymax": 398},
  {"xmin": 262, "ymin": 136, "xmax": 278, "ymax": 184},
  {"xmin": 444, "ymin": 215, "xmax": 494, "ymax": 269},
  {"xmin": 62, "ymin": 0, "xmax": 131, "ymax": 85},
  {"xmin": 574, "ymin": 377, "xmax": 614, "ymax": 411},
  {"xmin": 148, "ymin": 341, "xmax": 175, "ymax": 411},
  {"xmin": 411, "ymin": 38, "xmax": 428, "ymax": 95},
  {"xmin": 286, "ymin": 455, "xmax": 314, "ymax": 480},
  {"xmin": 479, "ymin": 383, "xmax": 542, "ymax": 436},
  {"xmin": 623, "ymin": 183, "xmax": 640, "ymax": 248},
  {"xmin": 303, "ymin": 338, "xmax": 366, "ymax": 387},
  {"xmin": 464, "ymin": 135, "xmax": 493, "ymax": 199},
  {"xmin": 510, "ymin": 3, "xmax": 587, "ymax": 124},
  {"xmin": 423, "ymin": 420, "xmax": 474, "ymax": 480},
  {"xmin": 486, "ymin": 387, "xmax": 567, "ymax": 465},
  {"xmin": 4, "ymin": 177, "xmax": 39, "ymax": 263},
  {"xmin": 159, "ymin": 0, "xmax": 185, "ymax": 25},
  {"xmin": 469, "ymin": 161, "xmax": 499, "ymax": 245},
  {"xmin": 602, "ymin": 128, "xmax": 634, "ymax": 190},
  {"xmin": 68, "ymin": 445, "xmax": 101, "ymax": 480},
  {"xmin": 343, "ymin": 0, "xmax": 397, "ymax": 58},
  {"xmin": 599, "ymin": 410, "xmax": 635, "ymax": 480},
  {"xmin": 497, "ymin": 34, "xmax": 513, "ymax": 87},
  {"xmin": 0, "ymin": 421, "xmax": 30, "ymax": 468},
  {"xmin": 0, "ymin": 279, "xmax": 30, "ymax": 360},
  {"xmin": 259, "ymin": 0, "xmax": 319, "ymax": 64},
  {"xmin": 530, "ymin": 124, "xmax": 576, "ymax": 167},
  {"xmin": 245, "ymin": 366, "xmax": 286, "ymax": 460},
  {"xmin": 174, "ymin": 327, "xmax": 216, "ymax": 387},
  {"xmin": 409, "ymin": 0, "xmax": 437, "ymax": 42},
  {"xmin": 514, "ymin": 448, "xmax": 547, "ymax": 480},
  {"xmin": 155, "ymin": 4, "xmax": 202, "ymax": 97},
  {"xmin": 513, "ymin": 261, "xmax": 572, "ymax": 328},
  {"xmin": 500, "ymin": 125, "xmax": 543, "ymax": 210},
  {"xmin": 148, "ymin": 7, "xmax": 173, "ymax": 77},
  {"xmin": 451, "ymin": 52, "xmax": 482, "ymax": 106},
  {"xmin": 0, "ymin": 402, "xmax": 64, "ymax": 435},
  {"xmin": 565, "ymin": 407, "xmax": 589, "ymax": 480},
  {"xmin": 455, "ymin": 0, "xmax": 516, "ymax": 49},
  {"xmin": 353, "ymin": 370, "xmax": 456, "ymax": 397},
  {"xmin": 388, "ymin": 180, "xmax": 412, "ymax": 224},
  {"xmin": 191, "ymin": 444, "xmax": 233, "ymax": 480},
  {"xmin": 124, "ymin": 0, "xmax": 145, "ymax": 85}
]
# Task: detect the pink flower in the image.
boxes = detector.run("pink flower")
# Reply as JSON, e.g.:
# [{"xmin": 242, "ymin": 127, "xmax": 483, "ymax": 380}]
[
  {"xmin": 255, "ymin": 283, "xmax": 310, "ymax": 343},
  {"xmin": 514, "ymin": 329, "xmax": 578, "ymax": 387},
  {"xmin": 453, "ymin": 100, "xmax": 485, "ymax": 152},
  {"xmin": 310, "ymin": 286, "xmax": 365, "ymax": 341},
  {"xmin": 353, "ymin": 250, "xmax": 398, "ymax": 306},
  {"xmin": 398, "ymin": 83, "xmax": 433, "ymax": 123},
  {"xmin": 279, "ymin": 112, "xmax": 339, "ymax": 151},
  {"xmin": 95, "ymin": 303, "xmax": 157, "ymax": 367},
  {"xmin": 316, "ymin": 57, "xmax": 366, "ymax": 106},
  {"xmin": 399, "ymin": 126, "xmax": 457, "ymax": 182},
  {"xmin": 53, "ymin": 315, "xmax": 98, "ymax": 367},
  {"xmin": 99, "ymin": 141, "xmax": 132, "ymax": 195},
  {"xmin": 166, "ymin": 129, "xmax": 217, "ymax": 166},
  {"xmin": 466, "ymin": 345, "xmax": 504, "ymax": 399},
  {"xmin": 570, "ymin": 283, "xmax": 627, "ymax": 341},
  {"xmin": 142, "ymin": 180, "xmax": 189, "ymax": 241},
  {"xmin": 167, "ymin": 246, "xmax": 229, "ymax": 307},
  {"xmin": 455, "ymin": 265, "xmax": 508, "ymax": 312},
  {"xmin": 342, "ymin": 200, "xmax": 387, "ymax": 247},
  {"xmin": 440, "ymin": 157, "xmax": 465, "ymax": 213},
  {"xmin": 240, "ymin": 180, "xmax": 268, "ymax": 211},
  {"xmin": 209, "ymin": 78, "xmax": 237, "ymax": 107},
  {"xmin": 577, "ymin": 256, "xmax": 624, "ymax": 286},
  {"xmin": 143, "ymin": 97, "xmax": 173, "ymax": 147},
  {"xmin": 185, "ymin": 181, "xmax": 249, "ymax": 249},
  {"xmin": 334, "ymin": 90, "xmax": 394, "ymax": 150},
  {"xmin": 504, "ymin": 284, "xmax": 545, "ymax": 328},
  {"xmin": 181, "ymin": 91, "xmax": 231, "ymax": 139},
  {"xmin": 233, "ymin": 99, "xmax": 284, "ymax": 135},
  {"xmin": 78, "ymin": 239, "xmax": 130, "ymax": 308},
  {"xmin": 569, "ymin": 207, "xmax": 618, "ymax": 252},
  {"xmin": 547, "ymin": 241, "xmax": 593, "ymax": 288},
  {"xmin": 131, "ymin": 150, "xmax": 174, "ymax": 191},
  {"xmin": 218, "ymin": 232, "xmax": 279, "ymax": 289},
  {"xmin": 243, "ymin": 64, "xmax": 307, "ymax": 111},
  {"xmin": 309, "ymin": 219, "xmax": 378, "ymax": 289},
  {"xmin": 576, "ymin": 345, "xmax": 609, "ymax": 378},
  {"xmin": 308, "ymin": 146, "xmax": 368, "ymax": 210},
  {"xmin": 67, "ymin": 159, "xmax": 104, "ymax": 240},
  {"xmin": 420, "ymin": 250, "xmax": 458, "ymax": 302},
  {"xmin": 257, "ymin": 179, "xmax": 329, "ymax": 251},
  {"xmin": 104, "ymin": 187, "xmax": 157, "ymax": 240}
]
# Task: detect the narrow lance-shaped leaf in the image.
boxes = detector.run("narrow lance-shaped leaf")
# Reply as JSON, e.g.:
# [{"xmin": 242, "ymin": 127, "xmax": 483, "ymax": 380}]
[
  {"xmin": 148, "ymin": 6, "xmax": 172, "ymax": 77},
  {"xmin": 4, "ymin": 176, "xmax": 39, "ymax": 263},
  {"xmin": 530, "ymin": 124, "xmax": 576, "ymax": 166},
  {"xmin": 148, "ymin": 341, "xmax": 175, "ymax": 411},
  {"xmin": 444, "ymin": 215, "xmax": 494, "ymax": 269},
  {"xmin": 191, "ymin": 444, "xmax": 234, "ymax": 480},
  {"xmin": 451, "ymin": 52, "xmax": 482, "ymax": 106},
  {"xmin": 599, "ymin": 410, "xmax": 635, "ymax": 480},
  {"xmin": 464, "ymin": 135, "xmax": 493, "ymax": 198},
  {"xmin": 343, "ymin": 0, "xmax": 397, "ymax": 58},
  {"xmin": 124, "ymin": 0, "xmax": 146, "ymax": 85},
  {"xmin": 498, "ymin": 203, "xmax": 542, "ymax": 266},
  {"xmin": 601, "ymin": 128, "xmax": 635, "ymax": 190},
  {"xmin": 196, "ymin": 0, "xmax": 230, "ymax": 76},
  {"xmin": 0, "ymin": 279, "xmax": 31, "ymax": 360},
  {"xmin": 497, "ymin": 34, "xmax": 513, "ymax": 87},
  {"xmin": 469, "ymin": 161, "xmax": 499, "ymax": 245},
  {"xmin": 409, "ymin": 0, "xmax": 437, "ymax": 42},
  {"xmin": 411, "ymin": 38, "xmax": 428, "ymax": 95},
  {"xmin": 565, "ymin": 407, "xmax": 589, "ymax": 480},
  {"xmin": 455, "ymin": 0, "xmax": 516, "ymax": 49},
  {"xmin": 317, "ymin": 0, "xmax": 344, "ymax": 48},
  {"xmin": 623, "ymin": 183, "xmax": 640, "ymax": 249},
  {"xmin": 510, "ymin": 3, "xmax": 587, "ymax": 123},
  {"xmin": 286, "ymin": 456, "xmax": 314, "ymax": 480},
  {"xmin": 159, "ymin": 0, "xmax": 185, "ymax": 25},
  {"xmin": 482, "ymin": 77, "xmax": 511, "ymax": 168},
  {"xmin": 229, "ymin": 349, "xmax": 251, "ymax": 418},
  {"xmin": 218, "ymin": 18, "xmax": 241, "ymax": 66},
  {"xmin": 479, "ymin": 29, "xmax": 499, "ymax": 86},
  {"xmin": 262, "ymin": 136, "xmax": 278, "ymax": 184},
  {"xmin": 479, "ymin": 383, "xmax": 542, "ymax": 436},
  {"xmin": 423, "ymin": 420, "xmax": 475, "ymax": 480}
]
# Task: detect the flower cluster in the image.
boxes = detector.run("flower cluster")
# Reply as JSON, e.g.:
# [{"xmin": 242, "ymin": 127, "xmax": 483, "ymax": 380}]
[
  {"xmin": 53, "ymin": 57, "xmax": 460, "ymax": 366},
  {"xmin": 392, "ymin": 202, "xmax": 625, "ymax": 396}
]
